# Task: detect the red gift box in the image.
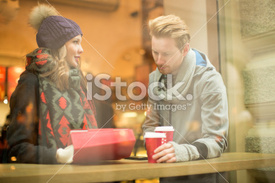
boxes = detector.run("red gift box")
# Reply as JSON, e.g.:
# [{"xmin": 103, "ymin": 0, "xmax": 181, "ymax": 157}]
[{"xmin": 69, "ymin": 128, "xmax": 136, "ymax": 163}]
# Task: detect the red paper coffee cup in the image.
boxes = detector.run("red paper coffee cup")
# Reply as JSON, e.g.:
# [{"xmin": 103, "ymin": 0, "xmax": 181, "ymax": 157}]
[
  {"xmin": 154, "ymin": 126, "xmax": 174, "ymax": 143},
  {"xmin": 144, "ymin": 132, "xmax": 166, "ymax": 163}
]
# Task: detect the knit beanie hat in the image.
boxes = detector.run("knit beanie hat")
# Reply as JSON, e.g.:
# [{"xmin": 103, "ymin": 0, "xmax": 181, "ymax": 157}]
[{"xmin": 29, "ymin": 4, "xmax": 82, "ymax": 50}]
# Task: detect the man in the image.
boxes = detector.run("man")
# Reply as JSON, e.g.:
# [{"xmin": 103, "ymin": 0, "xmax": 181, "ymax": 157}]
[{"xmin": 142, "ymin": 15, "xmax": 229, "ymax": 182}]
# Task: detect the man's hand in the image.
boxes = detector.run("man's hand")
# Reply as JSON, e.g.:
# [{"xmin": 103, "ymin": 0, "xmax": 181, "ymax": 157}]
[{"xmin": 152, "ymin": 142, "xmax": 176, "ymax": 163}]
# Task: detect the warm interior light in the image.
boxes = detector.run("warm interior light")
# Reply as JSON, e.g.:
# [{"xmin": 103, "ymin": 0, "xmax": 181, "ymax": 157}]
[
  {"xmin": 14, "ymin": 67, "xmax": 24, "ymax": 74},
  {"xmin": 122, "ymin": 112, "xmax": 137, "ymax": 118},
  {"xmin": 3, "ymin": 96, "xmax": 8, "ymax": 104},
  {"xmin": 11, "ymin": 156, "xmax": 17, "ymax": 162},
  {"xmin": 10, "ymin": 165, "xmax": 16, "ymax": 170}
]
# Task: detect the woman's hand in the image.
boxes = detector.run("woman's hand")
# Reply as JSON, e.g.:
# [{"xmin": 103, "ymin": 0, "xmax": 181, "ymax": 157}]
[
  {"xmin": 56, "ymin": 145, "xmax": 74, "ymax": 164},
  {"xmin": 152, "ymin": 142, "xmax": 176, "ymax": 163}
]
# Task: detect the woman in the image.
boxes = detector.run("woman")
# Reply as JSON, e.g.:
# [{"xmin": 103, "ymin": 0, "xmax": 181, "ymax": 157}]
[{"xmin": 7, "ymin": 4, "xmax": 97, "ymax": 164}]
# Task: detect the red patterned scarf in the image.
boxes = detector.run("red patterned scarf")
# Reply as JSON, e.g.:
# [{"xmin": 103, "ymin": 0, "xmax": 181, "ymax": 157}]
[{"xmin": 26, "ymin": 48, "xmax": 97, "ymax": 149}]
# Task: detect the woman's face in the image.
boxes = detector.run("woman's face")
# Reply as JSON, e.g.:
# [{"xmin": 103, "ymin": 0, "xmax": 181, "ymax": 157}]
[{"xmin": 65, "ymin": 35, "xmax": 83, "ymax": 68}]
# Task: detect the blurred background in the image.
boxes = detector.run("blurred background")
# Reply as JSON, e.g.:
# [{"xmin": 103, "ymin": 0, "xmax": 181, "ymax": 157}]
[{"xmin": 0, "ymin": 0, "xmax": 275, "ymax": 182}]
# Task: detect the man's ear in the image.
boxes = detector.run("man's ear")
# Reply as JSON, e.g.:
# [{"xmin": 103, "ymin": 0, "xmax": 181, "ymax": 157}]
[{"xmin": 182, "ymin": 43, "xmax": 190, "ymax": 57}]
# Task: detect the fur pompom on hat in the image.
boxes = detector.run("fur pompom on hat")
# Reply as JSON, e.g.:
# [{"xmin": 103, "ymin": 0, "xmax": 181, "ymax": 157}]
[{"xmin": 29, "ymin": 4, "xmax": 82, "ymax": 49}]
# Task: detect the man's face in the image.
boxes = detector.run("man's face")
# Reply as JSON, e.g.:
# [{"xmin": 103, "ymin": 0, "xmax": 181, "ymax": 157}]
[{"xmin": 151, "ymin": 36, "xmax": 184, "ymax": 75}]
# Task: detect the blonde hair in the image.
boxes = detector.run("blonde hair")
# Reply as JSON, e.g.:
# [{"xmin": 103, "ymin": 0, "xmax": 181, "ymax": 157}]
[
  {"xmin": 41, "ymin": 46, "xmax": 86, "ymax": 91},
  {"xmin": 149, "ymin": 14, "xmax": 190, "ymax": 50},
  {"xmin": 40, "ymin": 46, "xmax": 69, "ymax": 91}
]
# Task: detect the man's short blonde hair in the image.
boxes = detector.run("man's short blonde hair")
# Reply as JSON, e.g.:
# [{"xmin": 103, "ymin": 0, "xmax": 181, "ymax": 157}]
[{"xmin": 149, "ymin": 14, "xmax": 190, "ymax": 50}]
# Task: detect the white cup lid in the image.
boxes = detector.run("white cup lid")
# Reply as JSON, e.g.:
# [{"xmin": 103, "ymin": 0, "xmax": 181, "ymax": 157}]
[
  {"xmin": 144, "ymin": 132, "xmax": 166, "ymax": 138},
  {"xmin": 154, "ymin": 126, "xmax": 174, "ymax": 131}
]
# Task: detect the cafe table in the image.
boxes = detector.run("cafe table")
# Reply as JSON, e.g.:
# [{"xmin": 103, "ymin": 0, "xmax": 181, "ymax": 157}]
[{"xmin": 1, "ymin": 152, "xmax": 275, "ymax": 182}]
